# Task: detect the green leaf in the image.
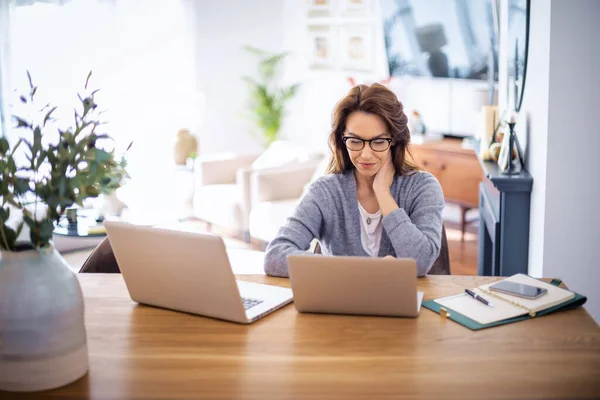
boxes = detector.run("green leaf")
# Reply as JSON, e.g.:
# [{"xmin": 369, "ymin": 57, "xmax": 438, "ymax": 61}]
[
  {"xmin": 23, "ymin": 214, "xmax": 35, "ymax": 229},
  {"xmin": 1, "ymin": 224, "xmax": 18, "ymax": 251},
  {"xmin": 7, "ymin": 157, "xmax": 16, "ymax": 173},
  {"xmin": 27, "ymin": 70, "xmax": 33, "ymax": 89},
  {"xmin": 43, "ymin": 106, "xmax": 57, "ymax": 126},
  {"xmin": 85, "ymin": 70, "xmax": 93, "ymax": 90},
  {"xmin": 242, "ymin": 76, "xmax": 259, "ymax": 86},
  {"xmin": 14, "ymin": 178, "xmax": 30, "ymax": 196},
  {"xmin": 39, "ymin": 220, "xmax": 54, "ymax": 240},
  {"xmin": 33, "ymin": 126, "xmax": 42, "ymax": 153},
  {"xmin": 4, "ymin": 195, "xmax": 21, "ymax": 208},
  {"xmin": 82, "ymin": 96, "xmax": 93, "ymax": 117},
  {"xmin": 243, "ymin": 45, "xmax": 269, "ymax": 57},
  {"xmin": 11, "ymin": 138, "xmax": 23, "ymax": 155},
  {"xmin": 85, "ymin": 185, "xmax": 99, "ymax": 197},
  {"xmin": 13, "ymin": 116, "xmax": 31, "ymax": 129},
  {"xmin": 94, "ymin": 149, "xmax": 111, "ymax": 164},
  {"xmin": 59, "ymin": 177, "xmax": 67, "ymax": 198},
  {"xmin": 15, "ymin": 221, "xmax": 24, "ymax": 238},
  {"xmin": 0, "ymin": 138, "xmax": 9, "ymax": 155},
  {"xmin": 0, "ymin": 207, "xmax": 8, "ymax": 222},
  {"xmin": 36, "ymin": 151, "xmax": 47, "ymax": 169}
]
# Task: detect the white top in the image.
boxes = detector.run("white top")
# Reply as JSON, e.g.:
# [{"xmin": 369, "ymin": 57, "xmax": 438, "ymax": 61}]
[{"xmin": 358, "ymin": 202, "xmax": 383, "ymax": 257}]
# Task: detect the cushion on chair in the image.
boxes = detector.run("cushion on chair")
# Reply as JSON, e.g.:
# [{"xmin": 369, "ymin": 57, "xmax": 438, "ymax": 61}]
[
  {"xmin": 193, "ymin": 184, "xmax": 243, "ymax": 230},
  {"xmin": 302, "ymin": 156, "xmax": 330, "ymax": 194},
  {"xmin": 249, "ymin": 199, "xmax": 299, "ymax": 243},
  {"xmin": 251, "ymin": 140, "xmax": 321, "ymax": 171},
  {"xmin": 79, "ymin": 237, "xmax": 120, "ymax": 273}
]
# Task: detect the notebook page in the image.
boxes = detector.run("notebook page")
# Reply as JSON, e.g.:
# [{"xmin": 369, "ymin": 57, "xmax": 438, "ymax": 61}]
[
  {"xmin": 479, "ymin": 274, "xmax": 575, "ymax": 313},
  {"xmin": 434, "ymin": 292, "xmax": 525, "ymax": 325}
]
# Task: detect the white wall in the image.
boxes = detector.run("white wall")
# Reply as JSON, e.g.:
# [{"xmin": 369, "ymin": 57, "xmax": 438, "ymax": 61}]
[
  {"xmin": 191, "ymin": 0, "xmax": 490, "ymax": 157},
  {"xmin": 521, "ymin": 0, "xmax": 551, "ymax": 278},
  {"xmin": 190, "ymin": 0, "xmax": 286, "ymax": 155},
  {"xmin": 521, "ymin": 0, "xmax": 600, "ymax": 322},
  {"xmin": 0, "ymin": 0, "xmax": 10, "ymax": 137},
  {"xmin": 280, "ymin": 0, "xmax": 389, "ymax": 154},
  {"xmin": 543, "ymin": 0, "xmax": 600, "ymax": 322}
]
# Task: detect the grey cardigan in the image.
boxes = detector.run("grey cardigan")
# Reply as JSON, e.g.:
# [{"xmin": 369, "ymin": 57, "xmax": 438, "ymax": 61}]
[{"xmin": 264, "ymin": 169, "xmax": 445, "ymax": 277}]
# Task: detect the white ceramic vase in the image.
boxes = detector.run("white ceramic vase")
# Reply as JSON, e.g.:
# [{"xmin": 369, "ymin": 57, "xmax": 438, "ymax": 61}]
[
  {"xmin": 100, "ymin": 191, "xmax": 127, "ymax": 217},
  {"xmin": 0, "ymin": 246, "xmax": 88, "ymax": 392}
]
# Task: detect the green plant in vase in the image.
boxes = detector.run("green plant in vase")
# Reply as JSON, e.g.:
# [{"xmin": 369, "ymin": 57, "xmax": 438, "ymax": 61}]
[
  {"xmin": 242, "ymin": 46, "xmax": 299, "ymax": 146},
  {"xmin": 0, "ymin": 71, "xmax": 128, "ymax": 392}
]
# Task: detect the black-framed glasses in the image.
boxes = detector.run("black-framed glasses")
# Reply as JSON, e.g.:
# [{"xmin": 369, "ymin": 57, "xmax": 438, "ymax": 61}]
[{"xmin": 342, "ymin": 136, "xmax": 393, "ymax": 152}]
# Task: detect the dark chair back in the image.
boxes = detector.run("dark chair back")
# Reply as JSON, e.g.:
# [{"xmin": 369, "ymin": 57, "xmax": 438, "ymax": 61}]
[
  {"xmin": 427, "ymin": 224, "xmax": 451, "ymax": 275},
  {"xmin": 313, "ymin": 224, "xmax": 451, "ymax": 275},
  {"xmin": 79, "ymin": 237, "xmax": 121, "ymax": 273}
]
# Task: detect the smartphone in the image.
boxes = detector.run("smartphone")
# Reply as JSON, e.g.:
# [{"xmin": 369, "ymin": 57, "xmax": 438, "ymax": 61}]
[{"xmin": 489, "ymin": 281, "xmax": 548, "ymax": 299}]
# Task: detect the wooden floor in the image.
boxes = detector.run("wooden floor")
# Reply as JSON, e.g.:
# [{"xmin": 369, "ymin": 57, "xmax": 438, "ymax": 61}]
[
  {"xmin": 63, "ymin": 211, "xmax": 478, "ymax": 276},
  {"xmin": 443, "ymin": 222, "xmax": 478, "ymax": 275}
]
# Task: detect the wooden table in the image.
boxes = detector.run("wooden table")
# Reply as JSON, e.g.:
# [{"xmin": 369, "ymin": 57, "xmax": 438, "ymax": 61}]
[{"xmin": 4, "ymin": 275, "xmax": 599, "ymax": 399}]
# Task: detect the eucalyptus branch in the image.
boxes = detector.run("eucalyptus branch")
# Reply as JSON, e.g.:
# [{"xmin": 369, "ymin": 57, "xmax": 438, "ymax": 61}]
[
  {"xmin": 0, "ymin": 225, "xmax": 11, "ymax": 251},
  {"xmin": 0, "ymin": 71, "xmax": 129, "ymax": 251}
]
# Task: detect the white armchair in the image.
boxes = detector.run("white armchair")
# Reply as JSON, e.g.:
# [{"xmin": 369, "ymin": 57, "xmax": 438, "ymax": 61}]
[
  {"xmin": 248, "ymin": 158, "xmax": 325, "ymax": 244},
  {"xmin": 193, "ymin": 140, "xmax": 325, "ymax": 242},
  {"xmin": 193, "ymin": 152, "xmax": 261, "ymax": 240}
]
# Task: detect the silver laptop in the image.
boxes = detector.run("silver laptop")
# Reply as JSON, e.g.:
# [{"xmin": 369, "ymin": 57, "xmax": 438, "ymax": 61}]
[
  {"xmin": 104, "ymin": 220, "xmax": 293, "ymax": 324},
  {"xmin": 287, "ymin": 255, "xmax": 423, "ymax": 317}
]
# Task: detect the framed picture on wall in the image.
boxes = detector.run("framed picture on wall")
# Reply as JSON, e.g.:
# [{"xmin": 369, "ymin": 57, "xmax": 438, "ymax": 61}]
[
  {"xmin": 307, "ymin": 0, "xmax": 333, "ymax": 15},
  {"xmin": 308, "ymin": 26, "xmax": 336, "ymax": 69},
  {"xmin": 339, "ymin": 24, "xmax": 373, "ymax": 71},
  {"xmin": 340, "ymin": 0, "xmax": 373, "ymax": 15}
]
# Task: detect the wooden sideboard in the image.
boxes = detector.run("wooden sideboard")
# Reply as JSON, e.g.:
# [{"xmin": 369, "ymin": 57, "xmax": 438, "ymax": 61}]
[{"xmin": 409, "ymin": 138, "xmax": 483, "ymax": 237}]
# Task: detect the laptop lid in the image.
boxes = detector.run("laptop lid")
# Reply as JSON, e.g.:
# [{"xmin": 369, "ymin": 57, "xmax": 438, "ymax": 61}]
[
  {"xmin": 287, "ymin": 255, "xmax": 421, "ymax": 317},
  {"xmin": 104, "ymin": 220, "xmax": 249, "ymax": 323}
]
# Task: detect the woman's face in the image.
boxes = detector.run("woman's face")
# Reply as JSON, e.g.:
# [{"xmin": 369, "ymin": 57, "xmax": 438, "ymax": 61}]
[{"xmin": 344, "ymin": 111, "xmax": 392, "ymax": 178}]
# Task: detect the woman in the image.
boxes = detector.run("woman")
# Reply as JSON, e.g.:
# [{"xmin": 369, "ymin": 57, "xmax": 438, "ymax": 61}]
[{"xmin": 264, "ymin": 83, "xmax": 444, "ymax": 277}]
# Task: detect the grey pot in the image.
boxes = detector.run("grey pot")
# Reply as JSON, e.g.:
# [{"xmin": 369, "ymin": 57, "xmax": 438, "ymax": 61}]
[{"xmin": 0, "ymin": 246, "xmax": 88, "ymax": 392}]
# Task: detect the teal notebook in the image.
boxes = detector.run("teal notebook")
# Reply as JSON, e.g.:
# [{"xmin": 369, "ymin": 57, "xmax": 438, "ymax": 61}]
[{"xmin": 423, "ymin": 274, "xmax": 587, "ymax": 331}]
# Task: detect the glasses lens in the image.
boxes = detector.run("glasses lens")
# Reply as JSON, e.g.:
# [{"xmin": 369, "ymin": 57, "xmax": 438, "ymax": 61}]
[
  {"xmin": 345, "ymin": 138, "xmax": 364, "ymax": 151},
  {"xmin": 370, "ymin": 139, "xmax": 390, "ymax": 152}
]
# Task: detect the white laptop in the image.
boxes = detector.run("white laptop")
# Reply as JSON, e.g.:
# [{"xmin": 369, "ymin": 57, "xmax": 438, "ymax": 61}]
[
  {"xmin": 104, "ymin": 220, "xmax": 293, "ymax": 324},
  {"xmin": 287, "ymin": 255, "xmax": 423, "ymax": 317}
]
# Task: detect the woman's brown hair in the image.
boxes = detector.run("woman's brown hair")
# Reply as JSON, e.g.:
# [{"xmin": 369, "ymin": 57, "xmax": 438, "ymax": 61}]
[{"xmin": 326, "ymin": 83, "xmax": 419, "ymax": 176}]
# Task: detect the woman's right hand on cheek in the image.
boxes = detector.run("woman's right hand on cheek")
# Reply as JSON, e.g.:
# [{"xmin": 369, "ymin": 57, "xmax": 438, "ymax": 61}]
[{"xmin": 373, "ymin": 154, "xmax": 394, "ymax": 193}]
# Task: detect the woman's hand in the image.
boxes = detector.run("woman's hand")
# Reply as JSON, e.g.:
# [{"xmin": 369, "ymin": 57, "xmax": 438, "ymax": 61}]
[
  {"xmin": 373, "ymin": 153, "xmax": 395, "ymax": 195},
  {"xmin": 373, "ymin": 153, "xmax": 399, "ymax": 216}
]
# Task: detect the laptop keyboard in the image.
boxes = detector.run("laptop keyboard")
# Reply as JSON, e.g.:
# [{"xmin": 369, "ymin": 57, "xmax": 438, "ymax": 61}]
[{"xmin": 242, "ymin": 297, "xmax": 263, "ymax": 310}]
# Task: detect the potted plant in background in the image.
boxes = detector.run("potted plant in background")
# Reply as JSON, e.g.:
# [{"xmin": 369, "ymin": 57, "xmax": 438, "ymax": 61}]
[
  {"xmin": 0, "ymin": 71, "xmax": 128, "ymax": 392},
  {"xmin": 242, "ymin": 45, "xmax": 299, "ymax": 147},
  {"xmin": 96, "ymin": 145, "xmax": 130, "ymax": 219}
]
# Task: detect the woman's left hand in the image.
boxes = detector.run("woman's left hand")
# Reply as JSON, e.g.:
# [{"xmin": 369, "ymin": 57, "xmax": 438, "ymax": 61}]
[{"xmin": 373, "ymin": 153, "xmax": 395, "ymax": 194}]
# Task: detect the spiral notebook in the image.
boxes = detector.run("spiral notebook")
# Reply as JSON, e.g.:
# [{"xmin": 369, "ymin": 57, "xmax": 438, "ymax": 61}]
[{"xmin": 423, "ymin": 274, "xmax": 587, "ymax": 330}]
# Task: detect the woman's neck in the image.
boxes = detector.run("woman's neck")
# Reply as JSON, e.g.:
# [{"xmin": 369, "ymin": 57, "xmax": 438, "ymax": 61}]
[{"xmin": 354, "ymin": 169, "xmax": 375, "ymax": 193}]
